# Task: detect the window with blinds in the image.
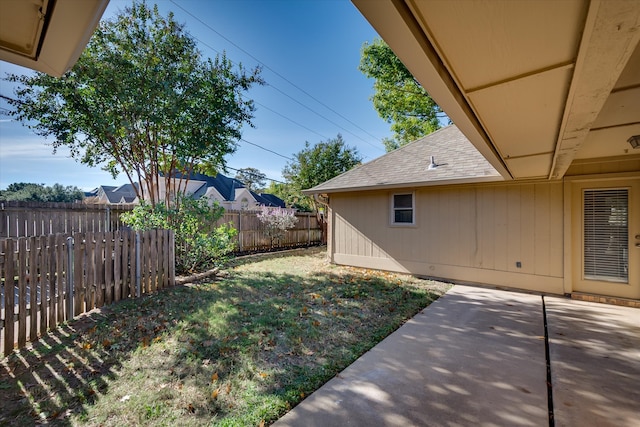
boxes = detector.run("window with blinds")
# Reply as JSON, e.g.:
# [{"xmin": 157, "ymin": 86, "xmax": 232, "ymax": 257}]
[{"xmin": 583, "ymin": 189, "xmax": 629, "ymax": 283}]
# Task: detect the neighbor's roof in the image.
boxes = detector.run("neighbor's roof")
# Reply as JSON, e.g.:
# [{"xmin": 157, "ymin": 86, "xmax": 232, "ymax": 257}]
[
  {"xmin": 253, "ymin": 192, "xmax": 286, "ymax": 208},
  {"xmin": 304, "ymin": 125, "xmax": 503, "ymax": 194}
]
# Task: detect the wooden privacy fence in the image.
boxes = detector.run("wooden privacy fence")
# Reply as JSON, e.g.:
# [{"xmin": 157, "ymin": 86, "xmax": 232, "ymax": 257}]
[
  {"xmin": 1, "ymin": 202, "xmax": 322, "ymax": 252},
  {"xmin": 217, "ymin": 210, "xmax": 322, "ymax": 251},
  {"xmin": 0, "ymin": 229, "xmax": 175, "ymax": 356},
  {"xmin": 0, "ymin": 201, "xmax": 133, "ymax": 238}
]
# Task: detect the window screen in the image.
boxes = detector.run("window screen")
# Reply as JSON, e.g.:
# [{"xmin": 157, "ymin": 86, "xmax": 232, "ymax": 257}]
[
  {"xmin": 583, "ymin": 189, "xmax": 628, "ymax": 283},
  {"xmin": 393, "ymin": 193, "xmax": 414, "ymax": 224}
]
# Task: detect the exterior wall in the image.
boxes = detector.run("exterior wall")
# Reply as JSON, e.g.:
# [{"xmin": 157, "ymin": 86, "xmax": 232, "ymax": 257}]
[
  {"xmin": 233, "ymin": 188, "xmax": 260, "ymax": 210},
  {"xmin": 329, "ymin": 181, "xmax": 565, "ymax": 294}
]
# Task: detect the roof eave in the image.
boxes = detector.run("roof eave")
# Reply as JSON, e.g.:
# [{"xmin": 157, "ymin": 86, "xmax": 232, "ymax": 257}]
[
  {"xmin": 0, "ymin": 0, "xmax": 109, "ymax": 77},
  {"xmin": 303, "ymin": 175, "xmax": 504, "ymax": 195},
  {"xmin": 351, "ymin": 0, "xmax": 512, "ymax": 180}
]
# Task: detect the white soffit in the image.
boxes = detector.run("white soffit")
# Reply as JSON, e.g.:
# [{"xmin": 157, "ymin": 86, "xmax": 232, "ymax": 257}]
[
  {"xmin": 505, "ymin": 154, "xmax": 553, "ymax": 180},
  {"xmin": 352, "ymin": 0, "xmax": 640, "ymax": 180},
  {"xmin": 407, "ymin": 0, "xmax": 585, "ymax": 91},
  {"xmin": 0, "ymin": 0, "xmax": 50, "ymax": 59},
  {"xmin": 0, "ymin": 0, "xmax": 109, "ymax": 77},
  {"xmin": 468, "ymin": 66, "xmax": 572, "ymax": 159},
  {"xmin": 407, "ymin": 0, "xmax": 586, "ymax": 180},
  {"xmin": 577, "ymin": 123, "xmax": 640, "ymax": 160}
]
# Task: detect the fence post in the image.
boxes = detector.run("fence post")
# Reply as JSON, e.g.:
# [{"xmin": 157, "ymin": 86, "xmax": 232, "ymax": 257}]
[
  {"xmin": 106, "ymin": 206, "xmax": 111, "ymax": 232},
  {"xmin": 66, "ymin": 236, "xmax": 74, "ymax": 321},
  {"xmin": 135, "ymin": 231, "xmax": 141, "ymax": 298},
  {"xmin": 238, "ymin": 211, "xmax": 243, "ymax": 252},
  {"xmin": 307, "ymin": 213, "xmax": 311, "ymax": 246}
]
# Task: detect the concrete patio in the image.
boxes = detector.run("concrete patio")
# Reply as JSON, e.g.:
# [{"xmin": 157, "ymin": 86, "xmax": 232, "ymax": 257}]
[{"xmin": 274, "ymin": 285, "xmax": 640, "ymax": 427}]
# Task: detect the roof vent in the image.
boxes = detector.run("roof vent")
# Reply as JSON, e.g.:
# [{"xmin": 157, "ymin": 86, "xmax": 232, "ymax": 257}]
[{"xmin": 427, "ymin": 156, "xmax": 438, "ymax": 170}]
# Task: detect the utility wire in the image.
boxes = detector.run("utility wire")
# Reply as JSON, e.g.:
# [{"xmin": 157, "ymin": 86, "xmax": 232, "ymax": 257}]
[
  {"xmin": 239, "ymin": 138, "xmax": 293, "ymax": 161},
  {"xmin": 0, "ymin": 93, "xmax": 20, "ymax": 104},
  {"xmin": 225, "ymin": 165, "xmax": 287, "ymax": 185},
  {"xmin": 169, "ymin": 0, "xmax": 384, "ymax": 152},
  {"xmin": 252, "ymin": 99, "xmax": 329, "ymax": 141}
]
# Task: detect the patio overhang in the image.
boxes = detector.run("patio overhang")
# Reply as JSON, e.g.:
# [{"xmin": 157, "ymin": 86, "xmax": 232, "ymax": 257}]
[
  {"xmin": 0, "ymin": 0, "xmax": 109, "ymax": 77},
  {"xmin": 352, "ymin": 0, "xmax": 640, "ymax": 180}
]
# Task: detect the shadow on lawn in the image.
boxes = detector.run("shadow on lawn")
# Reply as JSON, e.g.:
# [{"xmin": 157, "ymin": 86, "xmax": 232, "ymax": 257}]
[
  {"xmin": 0, "ymin": 311, "xmax": 124, "ymax": 425},
  {"xmin": 1, "ymin": 252, "xmax": 446, "ymax": 426}
]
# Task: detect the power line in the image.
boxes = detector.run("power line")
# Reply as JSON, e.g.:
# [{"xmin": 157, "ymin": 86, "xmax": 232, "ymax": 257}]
[
  {"xmin": 239, "ymin": 138, "xmax": 293, "ymax": 161},
  {"xmin": 224, "ymin": 165, "xmax": 287, "ymax": 185},
  {"xmin": 252, "ymin": 99, "xmax": 329, "ymax": 141},
  {"xmin": 169, "ymin": 0, "xmax": 384, "ymax": 153},
  {"xmin": 0, "ymin": 93, "xmax": 20, "ymax": 104}
]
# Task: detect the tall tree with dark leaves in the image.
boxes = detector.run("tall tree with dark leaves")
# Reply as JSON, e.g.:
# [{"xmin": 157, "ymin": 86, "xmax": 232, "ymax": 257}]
[
  {"xmin": 5, "ymin": 1, "xmax": 263, "ymax": 208},
  {"xmin": 283, "ymin": 134, "xmax": 361, "ymax": 238},
  {"xmin": 0, "ymin": 183, "xmax": 84, "ymax": 202},
  {"xmin": 235, "ymin": 167, "xmax": 267, "ymax": 192},
  {"xmin": 359, "ymin": 38, "xmax": 444, "ymax": 151}
]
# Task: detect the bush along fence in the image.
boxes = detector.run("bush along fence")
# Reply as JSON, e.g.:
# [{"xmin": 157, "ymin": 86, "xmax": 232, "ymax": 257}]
[{"xmin": 0, "ymin": 229, "xmax": 175, "ymax": 356}]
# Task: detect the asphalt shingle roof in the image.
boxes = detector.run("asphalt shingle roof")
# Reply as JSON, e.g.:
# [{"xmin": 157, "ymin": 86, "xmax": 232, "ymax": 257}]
[{"xmin": 304, "ymin": 125, "xmax": 503, "ymax": 194}]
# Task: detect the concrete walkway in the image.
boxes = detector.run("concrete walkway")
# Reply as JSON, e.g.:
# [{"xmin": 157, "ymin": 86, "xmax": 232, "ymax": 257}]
[{"xmin": 274, "ymin": 285, "xmax": 640, "ymax": 427}]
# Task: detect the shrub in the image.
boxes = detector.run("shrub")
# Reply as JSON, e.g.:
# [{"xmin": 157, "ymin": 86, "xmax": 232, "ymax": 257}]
[
  {"xmin": 121, "ymin": 196, "xmax": 237, "ymax": 274},
  {"xmin": 256, "ymin": 206, "xmax": 298, "ymax": 247}
]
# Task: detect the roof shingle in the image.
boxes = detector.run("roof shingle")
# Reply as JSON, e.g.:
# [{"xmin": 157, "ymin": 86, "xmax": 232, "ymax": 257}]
[{"xmin": 304, "ymin": 125, "xmax": 503, "ymax": 194}]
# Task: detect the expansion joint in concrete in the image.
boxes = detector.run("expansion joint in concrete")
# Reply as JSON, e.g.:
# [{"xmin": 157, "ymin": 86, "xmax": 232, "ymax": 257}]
[{"xmin": 542, "ymin": 295, "xmax": 555, "ymax": 427}]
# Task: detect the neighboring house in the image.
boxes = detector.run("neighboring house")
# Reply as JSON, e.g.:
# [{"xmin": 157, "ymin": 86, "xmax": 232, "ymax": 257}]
[
  {"xmin": 156, "ymin": 172, "xmax": 286, "ymax": 210},
  {"xmin": 305, "ymin": 1, "xmax": 640, "ymax": 301},
  {"xmin": 85, "ymin": 184, "xmax": 139, "ymax": 204}
]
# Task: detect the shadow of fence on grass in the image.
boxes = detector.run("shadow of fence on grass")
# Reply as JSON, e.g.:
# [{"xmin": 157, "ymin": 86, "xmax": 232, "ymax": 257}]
[{"xmin": 1, "ymin": 249, "xmax": 448, "ymax": 425}]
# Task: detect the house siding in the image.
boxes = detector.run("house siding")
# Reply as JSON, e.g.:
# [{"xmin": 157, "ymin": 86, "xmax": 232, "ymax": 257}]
[{"xmin": 330, "ymin": 181, "xmax": 564, "ymax": 294}]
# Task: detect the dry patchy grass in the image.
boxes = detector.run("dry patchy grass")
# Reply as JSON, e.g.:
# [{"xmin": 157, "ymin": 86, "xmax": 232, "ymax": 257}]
[{"xmin": 0, "ymin": 247, "xmax": 450, "ymax": 426}]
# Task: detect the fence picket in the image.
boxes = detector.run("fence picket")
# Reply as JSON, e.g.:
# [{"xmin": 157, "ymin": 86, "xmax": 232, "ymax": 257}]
[
  {"xmin": 28, "ymin": 236, "xmax": 38, "ymax": 341},
  {"xmin": 47, "ymin": 234, "xmax": 56, "ymax": 329},
  {"xmin": 86, "ymin": 232, "xmax": 95, "ymax": 311},
  {"xmin": 38, "ymin": 236, "xmax": 47, "ymax": 335},
  {"xmin": 73, "ymin": 233, "xmax": 83, "ymax": 316},
  {"xmin": 4, "ymin": 239, "xmax": 15, "ymax": 356},
  {"xmin": 95, "ymin": 232, "xmax": 104, "ymax": 308},
  {"xmin": 56, "ymin": 234, "xmax": 65, "ymax": 323},
  {"xmin": 17, "ymin": 238, "xmax": 27, "ymax": 349},
  {"xmin": 104, "ymin": 232, "xmax": 113, "ymax": 305},
  {"xmin": 114, "ymin": 232, "xmax": 122, "ymax": 302},
  {"xmin": 150, "ymin": 230, "xmax": 158, "ymax": 293}
]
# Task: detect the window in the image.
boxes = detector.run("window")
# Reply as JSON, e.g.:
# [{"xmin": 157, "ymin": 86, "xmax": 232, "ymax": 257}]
[
  {"xmin": 583, "ymin": 189, "xmax": 628, "ymax": 283},
  {"xmin": 392, "ymin": 193, "xmax": 414, "ymax": 225}
]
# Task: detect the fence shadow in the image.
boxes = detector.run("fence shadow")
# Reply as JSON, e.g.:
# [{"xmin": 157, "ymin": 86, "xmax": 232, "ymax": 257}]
[{"xmin": 0, "ymin": 248, "xmax": 446, "ymax": 425}]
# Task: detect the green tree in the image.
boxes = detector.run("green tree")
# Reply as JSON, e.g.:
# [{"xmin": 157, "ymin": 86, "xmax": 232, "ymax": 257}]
[
  {"xmin": 264, "ymin": 181, "xmax": 312, "ymax": 211},
  {"xmin": 235, "ymin": 167, "xmax": 267, "ymax": 192},
  {"xmin": 359, "ymin": 38, "xmax": 443, "ymax": 151},
  {"xmin": 283, "ymin": 134, "xmax": 362, "ymax": 213},
  {"xmin": 0, "ymin": 182, "xmax": 84, "ymax": 202},
  {"xmin": 5, "ymin": 1, "xmax": 262, "ymax": 208}
]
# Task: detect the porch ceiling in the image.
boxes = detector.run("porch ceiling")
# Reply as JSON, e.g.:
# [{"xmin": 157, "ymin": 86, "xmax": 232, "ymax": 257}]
[
  {"xmin": 352, "ymin": 0, "xmax": 640, "ymax": 180},
  {"xmin": 0, "ymin": 0, "xmax": 109, "ymax": 77}
]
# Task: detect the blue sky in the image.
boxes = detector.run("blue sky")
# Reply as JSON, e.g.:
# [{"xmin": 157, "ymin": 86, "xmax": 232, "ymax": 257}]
[{"xmin": 0, "ymin": 0, "xmax": 390, "ymax": 191}]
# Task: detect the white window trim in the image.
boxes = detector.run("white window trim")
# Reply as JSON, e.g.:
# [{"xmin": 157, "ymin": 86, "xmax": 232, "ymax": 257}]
[{"xmin": 390, "ymin": 192, "xmax": 416, "ymax": 226}]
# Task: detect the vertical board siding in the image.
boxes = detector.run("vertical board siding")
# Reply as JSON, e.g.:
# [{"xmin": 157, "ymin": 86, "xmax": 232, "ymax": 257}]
[
  {"xmin": 0, "ymin": 229, "xmax": 175, "ymax": 356},
  {"xmin": 332, "ymin": 181, "xmax": 564, "ymax": 279}
]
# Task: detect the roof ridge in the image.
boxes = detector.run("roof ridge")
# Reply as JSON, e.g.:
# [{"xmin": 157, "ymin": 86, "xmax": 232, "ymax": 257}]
[{"xmin": 304, "ymin": 125, "xmax": 457, "ymax": 190}]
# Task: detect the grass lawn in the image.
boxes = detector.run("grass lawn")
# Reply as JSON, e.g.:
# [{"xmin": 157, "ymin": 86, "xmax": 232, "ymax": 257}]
[{"xmin": 0, "ymin": 247, "xmax": 451, "ymax": 426}]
